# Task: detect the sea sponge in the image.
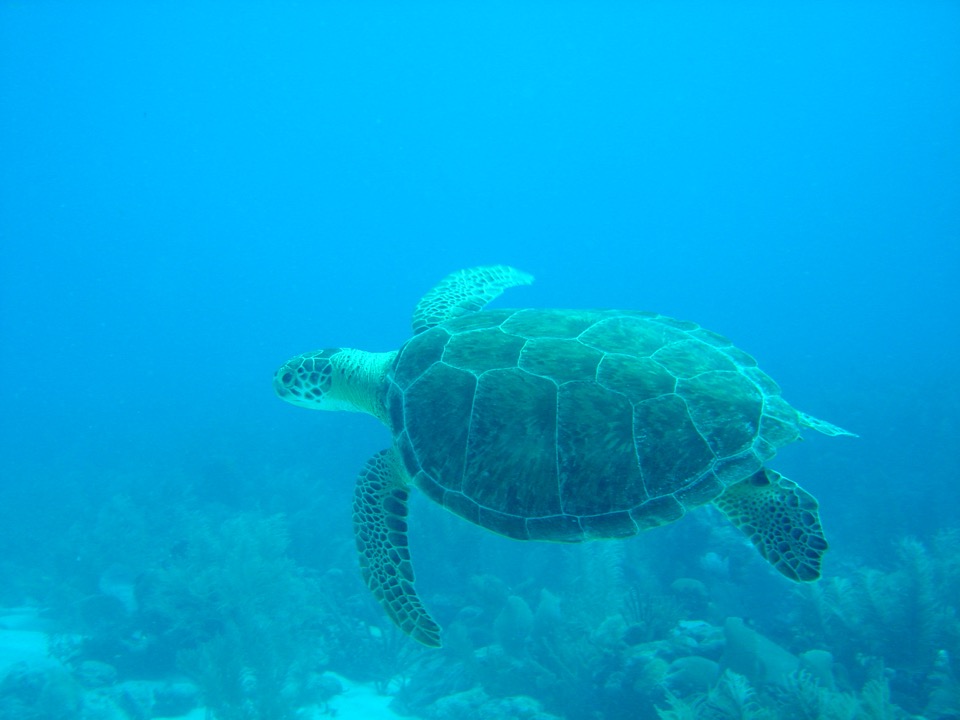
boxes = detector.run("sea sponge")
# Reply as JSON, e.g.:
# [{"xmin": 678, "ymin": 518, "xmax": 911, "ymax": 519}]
[
  {"xmin": 798, "ymin": 649, "xmax": 836, "ymax": 691},
  {"xmin": 495, "ymin": 595, "xmax": 534, "ymax": 655},
  {"xmin": 722, "ymin": 617, "xmax": 799, "ymax": 687},
  {"xmin": 664, "ymin": 655, "xmax": 720, "ymax": 695}
]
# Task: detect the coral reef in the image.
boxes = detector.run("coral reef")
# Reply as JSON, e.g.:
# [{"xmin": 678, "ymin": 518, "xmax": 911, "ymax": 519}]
[{"xmin": 4, "ymin": 459, "xmax": 955, "ymax": 720}]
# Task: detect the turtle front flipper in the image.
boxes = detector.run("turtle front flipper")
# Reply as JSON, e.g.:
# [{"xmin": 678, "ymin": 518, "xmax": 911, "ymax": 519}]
[
  {"xmin": 353, "ymin": 449, "xmax": 441, "ymax": 647},
  {"xmin": 713, "ymin": 468, "xmax": 828, "ymax": 582},
  {"xmin": 412, "ymin": 265, "xmax": 534, "ymax": 334}
]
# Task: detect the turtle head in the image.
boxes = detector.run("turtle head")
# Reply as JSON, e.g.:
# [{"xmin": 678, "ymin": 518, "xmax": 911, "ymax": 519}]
[
  {"xmin": 274, "ymin": 348, "xmax": 345, "ymax": 411},
  {"xmin": 274, "ymin": 348, "xmax": 396, "ymax": 418}
]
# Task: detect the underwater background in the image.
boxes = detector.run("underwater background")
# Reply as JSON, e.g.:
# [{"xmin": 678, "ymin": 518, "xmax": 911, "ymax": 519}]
[{"xmin": 1, "ymin": 2, "xmax": 958, "ymax": 719}]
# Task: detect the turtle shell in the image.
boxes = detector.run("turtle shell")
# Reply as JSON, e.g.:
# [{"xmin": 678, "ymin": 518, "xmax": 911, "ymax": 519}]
[{"xmin": 384, "ymin": 309, "xmax": 804, "ymax": 542}]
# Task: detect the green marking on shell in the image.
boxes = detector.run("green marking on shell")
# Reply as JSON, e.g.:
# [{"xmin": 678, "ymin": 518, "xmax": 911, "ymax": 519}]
[
  {"xmin": 462, "ymin": 368, "xmax": 560, "ymax": 516},
  {"xmin": 596, "ymin": 354, "xmax": 676, "ymax": 402},
  {"xmin": 519, "ymin": 338, "xmax": 604, "ymax": 385},
  {"xmin": 502, "ymin": 308, "xmax": 599, "ymax": 338},
  {"xmin": 557, "ymin": 381, "xmax": 647, "ymax": 515},
  {"xmin": 443, "ymin": 329, "xmax": 526, "ymax": 373},
  {"xmin": 387, "ymin": 307, "xmax": 830, "ymax": 533}
]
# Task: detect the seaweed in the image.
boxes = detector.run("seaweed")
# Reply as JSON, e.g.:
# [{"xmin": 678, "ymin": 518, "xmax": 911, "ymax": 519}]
[
  {"xmin": 798, "ymin": 532, "xmax": 960, "ymax": 712},
  {"xmin": 18, "ymin": 448, "xmax": 958, "ymax": 720},
  {"xmin": 161, "ymin": 514, "xmax": 327, "ymax": 718},
  {"xmin": 656, "ymin": 690, "xmax": 704, "ymax": 720}
]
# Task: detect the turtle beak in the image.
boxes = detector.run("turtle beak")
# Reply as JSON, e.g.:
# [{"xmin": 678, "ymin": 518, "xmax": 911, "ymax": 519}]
[{"xmin": 273, "ymin": 363, "xmax": 299, "ymax": 400}]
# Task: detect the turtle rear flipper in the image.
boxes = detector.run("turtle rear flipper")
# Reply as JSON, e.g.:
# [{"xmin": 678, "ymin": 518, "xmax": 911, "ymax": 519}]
[
  {"xmin": 713, "ymin": 468, "xmax": 827, "ymax": 581},
  {"xmin": 353, "ymin": 449, "xmax": 441, "ymax": 647}
]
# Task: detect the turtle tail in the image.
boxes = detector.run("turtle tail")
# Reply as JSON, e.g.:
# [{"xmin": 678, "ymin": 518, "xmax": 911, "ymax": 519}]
[{"xmin": 798, "ymin": 411, "xmax": 858, "ymax": 438}]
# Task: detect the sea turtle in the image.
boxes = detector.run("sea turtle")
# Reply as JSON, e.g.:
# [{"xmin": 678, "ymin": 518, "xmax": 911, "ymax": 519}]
[{"xmin": 274, "ymin": 266, "xmax": 854, "ymax": 647}]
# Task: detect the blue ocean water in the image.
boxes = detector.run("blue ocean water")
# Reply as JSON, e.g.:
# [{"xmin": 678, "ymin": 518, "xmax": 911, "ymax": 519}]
[{"xmin": 1, "ymin": 3, "xmax": 958, "ymax": 719}]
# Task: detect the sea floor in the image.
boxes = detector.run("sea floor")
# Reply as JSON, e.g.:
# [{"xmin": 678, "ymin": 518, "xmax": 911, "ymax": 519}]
[
  {"xmin": 0, "ymin": 608, "xmax": 54, "ymax": 672},
  {"xmin": 0, "ymin": 607, "xmax": 411, "ymax": 720}
]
